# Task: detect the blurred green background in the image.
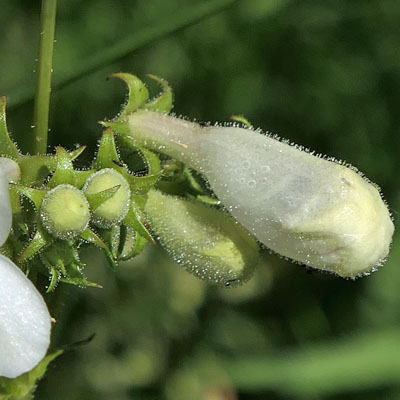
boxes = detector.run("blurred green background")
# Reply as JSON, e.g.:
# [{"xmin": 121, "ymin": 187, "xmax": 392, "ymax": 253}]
[{"xmin": 1, "ymin": 0, "xmax": 400, "ymax": 399}]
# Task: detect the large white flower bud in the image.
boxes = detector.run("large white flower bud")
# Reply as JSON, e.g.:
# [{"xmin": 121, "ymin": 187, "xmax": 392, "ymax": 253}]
[{"xmin": 118, "ymin": 111, "xmax": 394, "ymax": 278}]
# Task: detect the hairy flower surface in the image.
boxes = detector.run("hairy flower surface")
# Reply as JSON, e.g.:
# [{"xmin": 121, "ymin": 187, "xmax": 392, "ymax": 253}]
[
  {"xmin": 0, "ymin": 158, "xmax": 51, "ymax": 378},
  {"xmin": 117, "ymin": 110, "xmax": 394, "ymax": 278}
]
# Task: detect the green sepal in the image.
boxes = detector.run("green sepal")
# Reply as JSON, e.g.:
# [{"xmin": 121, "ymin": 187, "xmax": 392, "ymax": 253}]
[
  {"xmin": 80, "ymin": 228, "xmax": 117, "ymax": 270},
  {"xmin": 85, "ymin": 185, "xmax": 121, "ymax": 210},
  {"xmin": 48, "ymin": 147, "xmax": 75, "ymax": 188},
  {"xmin": 230, "ymin": 115, "xmax": 253, "ymax": 129},
  {"xmin": 108, "ymin": 73, "xmax": 149, "ymax": 117},
  {"xmin": 123, "ymin": 201, "xmax": 154, "ymax": 244},
  {"xmin": 17, "ymin": 225, "xmax": 52, "ymax": 263},
  {"xmin": 19, "ymin": 155, "xmax": 57, "ymax": 186},
  {"xmin": 100, "ymin": 225, "xmax": 121, "ymax": 259},
  {"xmin": 143, "ymin": 74, "xmax": 173, "ymax": 113},
  {"xmin": 60, "ymin": 262, "xmax": 102, "ymax": 289},
  {"xmin": 0, "ymin": 96, "xmax": 20, "ymax": 160},
  {"xmin": 0, "ymin": 350, "xmax": 63, "ymax": 399},
  {"xmin": 10, "ymin": 184, "xmax": 47, "ymax": 209},
  {"xmin": 137, "ymin": 146, "xmax": 161, "ymax": 174},
  {"xmin": 69, "ymin": 145, "xmax": 86, "ymax": 161},
  {"xmin": 74, "ymin": 169, "xmax": 95, "ymax": 189},
  {"xmin": 119, "ymin": 231, "xmax": 148, "ymax": 261},
  {"xmin": 100, "ymin": 119, "xmax": 130, "ymax": 135},
  {"xmin": 93, "ymin": 128, "xmax": 122, "ymax": 170}
]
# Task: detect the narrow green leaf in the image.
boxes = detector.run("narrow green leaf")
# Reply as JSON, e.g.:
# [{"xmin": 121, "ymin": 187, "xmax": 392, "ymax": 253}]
[
  {"xmin": 108, "ymin": 73, "xmax": 149, "ymax": 116},
  {"xmin": 8, "ymin": 0, "xmax": 238, "ymax": 109},
  {"xmin": 69, "ymin": 145, "xmax": 86, "ymax": 161},
  {"xmin": 85, "ymin": 185, "xmax": 121, "ymax": 210},
  {"xmin": 0, "ymin": 97, "xmax": 20, "ymax": 159},
  {"xmin": 144, "ymin": 74, "xmax": 173, "ymax": 113}
]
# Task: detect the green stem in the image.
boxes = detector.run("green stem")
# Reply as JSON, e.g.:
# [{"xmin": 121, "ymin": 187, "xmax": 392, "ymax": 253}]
[{"xmin": 33, "ymin": 0, "xmax": 57, "ymax": 154}]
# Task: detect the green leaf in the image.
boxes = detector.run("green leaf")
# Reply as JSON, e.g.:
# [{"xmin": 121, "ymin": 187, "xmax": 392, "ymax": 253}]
[
  {"xmin": 0, "ymin": 350, "xmax": 63, "ymax": 400},
  {"xmin": 108, "ymin": 73, "xmax": 149, "ymax": 116},
  {"xmin": 48, "ymin": 147, "xmax": 75, "ymax": 188},
  {"xmin": 143, "ymin": 74, "xmax": 173, "ymax": 113},
  {"xmin": 8, "ymin": 0, "xmax": 238, "ymax": 110},
  {"xmin": 0, "ymin": 97, "xmax": 20, "ymax": 160},
  {"xmin": 85, "ymin": 185, "xmax": 121, "ymax": 210}
]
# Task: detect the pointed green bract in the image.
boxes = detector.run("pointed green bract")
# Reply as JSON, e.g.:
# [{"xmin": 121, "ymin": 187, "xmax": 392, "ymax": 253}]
[
  {"xmin": 10, "ymin": 185, "xmax": 47, "ymax": 210},
  {"xmin": 145, "ymin": 74, "xmax": 173, "ymax": 113},
  {"xmin": 48, "ymin": 147, "xmax": 75, "ymax": 188},
  {"xmin": 17, "ymin": 226, "xmax": 51, "ymax": 263},
  {"xmin": 109, "ymin": 73, "xmax": 149, "ymax": 117},
  {"xmin": 93, "ymin": 128, "xmax": 121, "ymax": 170},
  {"xmin": 0, "ymin": 97, "xmax": 20, "ymax": 160},
  {"xmin": 123, "ymin": 202, "xmax": 154, "ymax": 243},
  {"xmin": 85, "ymin": 185, "xmax": 121, "ymax": 211}
]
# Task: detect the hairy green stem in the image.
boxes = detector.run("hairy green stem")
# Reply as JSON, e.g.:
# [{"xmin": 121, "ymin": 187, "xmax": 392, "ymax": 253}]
[{"xmin": 33, "ymin": 0, "xmax": 57, "ymax": 154}]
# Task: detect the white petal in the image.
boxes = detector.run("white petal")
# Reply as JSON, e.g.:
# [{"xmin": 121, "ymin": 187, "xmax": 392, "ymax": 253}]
[
  {"xmin": 0, "ymin": 158, "xmax": 20, "ymax": 247},
  {"xmin": 0, "ymin": 173, "xmax": 12, "ymax": 247},
  {"xmin": 0, "ymin": 255, "xmax": 51, "ymax": 378},
  {"xmin": 0, "ymin": 158, "xmax": 20, "ymax": 183}
]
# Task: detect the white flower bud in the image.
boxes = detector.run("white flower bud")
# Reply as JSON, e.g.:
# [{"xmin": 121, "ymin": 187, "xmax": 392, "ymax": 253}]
[{"xmin": 121, "ymin": 111, "xmax": 394, "ymax": 278}]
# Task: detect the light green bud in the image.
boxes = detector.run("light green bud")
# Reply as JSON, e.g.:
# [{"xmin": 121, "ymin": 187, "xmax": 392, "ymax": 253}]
[
  {"xmin": 145, "ymin": 190, "xmax": 259, "ymax": 287},
  {"xmin": 40, "ymin": 184, "xmax": 90, "ymax": 239},
  {"xmin": 83, "ymin": 168, "xmax": 130, "ymax": 228},
  {"xmin": 122, "ymin": 111, "xmax": 394, "ymax": 278}
]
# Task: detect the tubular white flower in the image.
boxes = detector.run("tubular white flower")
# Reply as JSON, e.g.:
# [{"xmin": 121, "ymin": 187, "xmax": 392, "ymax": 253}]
[
  {"xmin": 0, "ymin": 157, "xmax": 51, "ymax": 378},
  {"xmin": 122, "ymin": 111, "xmax": 394, "ymax": 278}
]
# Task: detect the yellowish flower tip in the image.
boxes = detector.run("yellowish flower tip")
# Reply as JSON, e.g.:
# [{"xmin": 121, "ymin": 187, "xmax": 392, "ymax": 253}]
[
  {"xmin": 145, "ymin": 190, "xmax": 259, "ymax": 287},
  {"xmin": 124, "ymin": 111, "xmax": 394, "ymax": 278},
  {"xmin": 83, "ymin": 168, "xmax": 130, "ymax": 228},
  {"xmin": 40, "ymin": 184, "xmax": 90, "ymax": 239}
]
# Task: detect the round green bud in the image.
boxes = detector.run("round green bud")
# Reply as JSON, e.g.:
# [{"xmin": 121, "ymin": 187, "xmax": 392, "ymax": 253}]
[
  {"xmin": 40, "ymin": 184, "xmax": 90, "ymax": 239},
  {"xmin": 145, "ymin": 190, "xmax": 259, "ymax": 287},
  {"xmin": 83, "ymin": 168, "xmax": 130, "ymax": 228}
]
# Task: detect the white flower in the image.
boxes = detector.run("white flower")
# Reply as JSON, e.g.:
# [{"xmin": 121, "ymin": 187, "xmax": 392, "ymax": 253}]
[
  {"xmin": 120, "ymin": 110, "xmax": 394, "ymax": 278},
  {"xmin": 0, "ymin": 157, "xmax": 51, "ymax": 378}
]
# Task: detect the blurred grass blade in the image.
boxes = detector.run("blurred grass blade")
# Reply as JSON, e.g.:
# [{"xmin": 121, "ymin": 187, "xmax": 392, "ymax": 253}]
[
  {"xmin": 224, "ymin": 329, "xmax": 400, "ymax": 396},
  {"xmin": 8, "ymin": 0, "xmax": 237, "ymax": 109}
]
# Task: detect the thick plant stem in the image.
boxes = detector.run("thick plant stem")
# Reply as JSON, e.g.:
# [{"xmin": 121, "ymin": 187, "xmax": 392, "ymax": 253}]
[{"xmin": 33, "ymin": 0, "xmax": 57, "ymax": 154}]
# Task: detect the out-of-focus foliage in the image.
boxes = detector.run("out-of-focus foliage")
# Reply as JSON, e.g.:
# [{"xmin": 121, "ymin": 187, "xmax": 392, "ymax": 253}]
[{"xmin": 1, "ymin": 0, "xmax": 400, "ymax": 399}]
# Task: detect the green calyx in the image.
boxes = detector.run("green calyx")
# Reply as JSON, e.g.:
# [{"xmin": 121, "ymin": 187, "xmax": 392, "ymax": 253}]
[
  {"xmin": 40, "ymin": 184, "xmax": 90, "ymax": 239},
  {"xmin": 83, "ymin": 168, "xmax": 131, "ymax": 228}
]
